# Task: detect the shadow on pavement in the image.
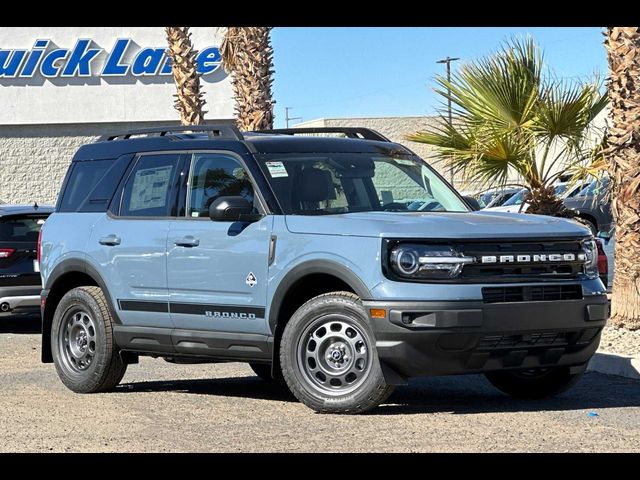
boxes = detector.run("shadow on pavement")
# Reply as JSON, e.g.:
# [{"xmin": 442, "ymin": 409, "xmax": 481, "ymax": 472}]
[
  {"xmin": 117, "ymin": 376, "xmax": 297, "ymax": 402},
  {"xmin": 117, "ymin": 370, "xmax": 640, "ymax": 414},
  {"xmin": 0, "ymin": 314, "xmax": 41, "ymax": 334}
]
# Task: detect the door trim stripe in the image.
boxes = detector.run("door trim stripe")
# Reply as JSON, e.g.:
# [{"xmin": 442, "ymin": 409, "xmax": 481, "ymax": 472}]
[
  {"xmin": 118, "ymin": 300, "xmax": 169, "ymax": 313},
  {"xmin": 118, "ymin": 299, "xmax": 265, "ymax": 319}
]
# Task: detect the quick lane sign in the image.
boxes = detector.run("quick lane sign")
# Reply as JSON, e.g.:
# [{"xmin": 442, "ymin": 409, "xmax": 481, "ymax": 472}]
[{"xmin": 0, "ymin": 39, "xmax": 222, "ymax": 78}]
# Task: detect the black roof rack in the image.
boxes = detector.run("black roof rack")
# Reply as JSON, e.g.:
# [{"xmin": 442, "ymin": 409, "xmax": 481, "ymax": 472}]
[
  {"xmin": 98, "ymin": 124, "xmax": 244, "ymax": 142},
  {"xmin": 257, "ymin": 127, "xmax": 391, "ymax": 142}
]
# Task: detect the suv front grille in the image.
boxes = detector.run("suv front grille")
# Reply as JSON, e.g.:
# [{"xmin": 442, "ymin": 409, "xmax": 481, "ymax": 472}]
[
  {"xmin": 482, "ymin": 285, "xmax": 583, "ymax": 303},
  {"xmin": 455, "ymin": 238, "xmax": 586, "ymax": 283}
]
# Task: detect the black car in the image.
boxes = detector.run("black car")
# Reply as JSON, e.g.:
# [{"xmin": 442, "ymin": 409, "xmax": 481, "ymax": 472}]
[
  {"xmin": 0, "ymin": 204, "xmax": 53, "ymax": 316},
  {"xmin": 562, "ymin": 178, "xmax": 612, "ymax": 235}
]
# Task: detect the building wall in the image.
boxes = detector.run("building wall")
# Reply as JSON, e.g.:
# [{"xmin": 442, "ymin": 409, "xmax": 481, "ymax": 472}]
[{"xmin": 0, "ymin": 121, "xmax": 187, "ymax": 205}]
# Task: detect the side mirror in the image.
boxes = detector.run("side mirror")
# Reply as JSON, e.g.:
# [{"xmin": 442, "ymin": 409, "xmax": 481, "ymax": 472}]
[
  {"xmin": 462, "ymin": 195, "xmax": 482, "ymax": 211},
  {"xmin": 209, "ymin": 196, "xmax": 262, "ymax": 223}
]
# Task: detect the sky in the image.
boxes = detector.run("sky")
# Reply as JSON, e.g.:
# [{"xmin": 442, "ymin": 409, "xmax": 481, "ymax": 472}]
[{"xmin": 270, "ymin": 27, "xmax": 608, "ymax": 128}]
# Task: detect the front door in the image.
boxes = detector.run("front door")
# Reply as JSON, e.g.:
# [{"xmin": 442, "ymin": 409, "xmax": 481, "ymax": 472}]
[{"xmin": 167, "ymin": 152, "xmax": 272, "ymax": 336}]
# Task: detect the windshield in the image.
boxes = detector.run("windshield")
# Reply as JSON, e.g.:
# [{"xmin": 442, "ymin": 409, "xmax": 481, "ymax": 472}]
[
  {"xmin": 502, "ymin": 188, "xmax": 529, "ymax": 206},
  {"xmin": 257, "ymin": 153, "xmax": 469, "ymax": 215},
  {"xmin": 577, "ymin": 177, "xmax": 609, "ymax": 197},
  {"xmin": 554, "ymin": 184, "xmax": 567, "ymax": 196}
]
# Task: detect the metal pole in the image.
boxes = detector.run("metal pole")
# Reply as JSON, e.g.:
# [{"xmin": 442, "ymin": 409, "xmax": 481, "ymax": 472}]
[
  {"xmin": 437, "ymin": 57, "xmax": 460, "ymax": 186},
  {"xmin": 285, "ymin": 107, "xmax": 302, "ymax": 128}
]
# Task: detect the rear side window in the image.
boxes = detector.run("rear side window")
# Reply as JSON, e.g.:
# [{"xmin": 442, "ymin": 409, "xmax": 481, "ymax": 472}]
[
  {"xmin": 119, "ymin": 154, "xmax": 181, "ymax": 217},
  {"xmin": 0, "ymin": 216, "xmax": 47, "ymax": 242},
  {"xmin": 58, "ymin": 156, "xmax": 133, "ymax": 213}
]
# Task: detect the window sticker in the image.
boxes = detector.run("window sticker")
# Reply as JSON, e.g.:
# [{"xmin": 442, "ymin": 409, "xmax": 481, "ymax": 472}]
[
  {"xmin": 265, "ymin": 161, "xmax": 288, "ymax": 178},
  {"xmin": 129, "ymin": 165, "xmax": 173, "ymax": 211}
]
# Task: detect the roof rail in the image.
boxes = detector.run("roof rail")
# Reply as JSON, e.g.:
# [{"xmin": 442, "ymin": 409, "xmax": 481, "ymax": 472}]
[
  {"xmin": 97, "ymin": 124, "xmax": 244, "ymax": 142},
  {"xmin": 257, "ymin": 127, "xmax": 391, "ymax": 142}
]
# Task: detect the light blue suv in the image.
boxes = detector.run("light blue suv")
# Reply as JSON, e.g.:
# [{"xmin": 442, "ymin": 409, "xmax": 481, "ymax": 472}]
[{"xmin": 39, "ymin": 125, "xmax": 609, "ymax": 413}]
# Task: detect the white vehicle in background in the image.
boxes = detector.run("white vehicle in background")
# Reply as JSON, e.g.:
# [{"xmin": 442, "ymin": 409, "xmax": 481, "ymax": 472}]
[{"xmin": 483, "ymin": 182, "xmax": 587, "ymax": 214}]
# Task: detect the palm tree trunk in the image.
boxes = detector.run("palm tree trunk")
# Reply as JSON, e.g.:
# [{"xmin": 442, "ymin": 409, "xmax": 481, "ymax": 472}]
[
  {"xmin": 165, "ymin": 27, "xmax": 207, "ymax": 126},
  {"xmin": 220, "ymin": 27, "xmax": 275, "ymax": 131},
  {"xmin": 605, "ymin": 27, "xmax": 640, "ymax": 330}
]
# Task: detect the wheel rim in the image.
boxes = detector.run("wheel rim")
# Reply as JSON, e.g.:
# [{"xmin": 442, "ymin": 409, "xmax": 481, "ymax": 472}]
[
  {"xmin": 59, "ymin": 309, "xmax": 97, "ymax": 373},
  {"xmin": 296, "ymin": 314, "xmax": 372, "ymax": 396}
]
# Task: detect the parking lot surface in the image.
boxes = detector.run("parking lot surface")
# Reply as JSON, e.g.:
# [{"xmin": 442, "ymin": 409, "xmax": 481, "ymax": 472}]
[{"xmin": 1, "ymin": 315, "xmax": 639, "ymax": 453}]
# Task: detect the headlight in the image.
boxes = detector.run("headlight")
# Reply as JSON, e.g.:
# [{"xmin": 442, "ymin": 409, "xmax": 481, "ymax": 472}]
[
  {"xmin": 388, "ymin": 243, "xmax": 475, "ymax": 280},
  {"xmin": 582, "ymin": 238, "xmax": 599, "ymax": 279}
]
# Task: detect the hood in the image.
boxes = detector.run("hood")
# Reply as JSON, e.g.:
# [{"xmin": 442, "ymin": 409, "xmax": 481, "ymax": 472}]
[
  {"xmin": 483, "ymin": 204, "xmax": 529, "ymax": 214},
  {"xmin": 285, "ymin": 211, "xmax": 592, "ymax": 239}
]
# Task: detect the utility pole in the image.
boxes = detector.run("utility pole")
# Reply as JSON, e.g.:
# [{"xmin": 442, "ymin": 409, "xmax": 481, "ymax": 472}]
[
  {"xmin": 436, "ymin": 56, "xmax": 460, "ymax": 186},
  {"xmin": 284, "ymin": 107, "xmax": 303, "ymax": 128}
]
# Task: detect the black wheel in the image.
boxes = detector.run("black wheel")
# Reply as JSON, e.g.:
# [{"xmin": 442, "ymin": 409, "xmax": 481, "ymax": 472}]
[
  {"xmin": 51, "ymin": 286, "xmax": 127, "ymax": 393},
  {"xmin": 280, "ymin": 291, "xmax": 394, "ymax": 414},
  {"xmin": 485, "ymin": 366, "xmax": 583, "ymax": 399},
  {"xmin": 249, "ymin": 363, "xmax": 275, "ymax": 382}
]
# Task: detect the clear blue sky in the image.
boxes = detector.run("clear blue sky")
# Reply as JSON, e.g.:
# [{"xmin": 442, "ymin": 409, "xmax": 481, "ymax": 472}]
[{"xmin": 271, "ymin": 27, "xmax": 608, "ymax": 128}]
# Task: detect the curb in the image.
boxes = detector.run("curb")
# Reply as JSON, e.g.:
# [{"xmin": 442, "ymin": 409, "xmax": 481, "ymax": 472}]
[{"xmin": 587, "ymin": 351, "xmax": 640, "ymax": 380}]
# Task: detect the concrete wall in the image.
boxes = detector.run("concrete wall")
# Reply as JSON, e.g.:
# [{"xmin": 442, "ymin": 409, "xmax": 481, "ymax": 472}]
[{"xmin": 0, "ymin": 121, "xmax": 187, "ymax": 205}]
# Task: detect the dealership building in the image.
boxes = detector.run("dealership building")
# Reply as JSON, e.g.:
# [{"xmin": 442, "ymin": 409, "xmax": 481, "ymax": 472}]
[{"xmin": 0, "ymin": 27, "xmax": 235, "ymax": 205}]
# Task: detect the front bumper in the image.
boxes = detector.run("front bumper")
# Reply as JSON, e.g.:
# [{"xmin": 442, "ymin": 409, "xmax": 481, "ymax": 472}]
[
  {"xmin": 0, "ymin": 286, "xmax": 41, "ymax": 316},
  {"xmin": 363, "ymin": 294, "xmax": 609, "ymax": 381}
]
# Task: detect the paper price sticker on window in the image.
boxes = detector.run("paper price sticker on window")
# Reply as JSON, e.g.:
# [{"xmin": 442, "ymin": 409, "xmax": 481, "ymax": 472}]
[{"xmin": 265, "ymin": 161, "xmax": 288, "ymax": 178}]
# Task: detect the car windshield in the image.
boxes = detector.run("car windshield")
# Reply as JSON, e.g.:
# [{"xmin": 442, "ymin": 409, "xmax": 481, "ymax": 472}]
[
  {"xmin": 577, "ymin": 178, "xmax": 609, "ymax": 197},
  {"xmin": 478, "ymin": 191, "xmax": 497, "ymax": 208},
  {"xmin": 554, "ymin": 184, "xmax": 568, "ymax": 196},
  {"xmin": 257, "ymin": 153, "xmax": 469, "ymax": 215},
  {"xmin": 501, "ymin": 189, "xmax": 529, "ymax": 206}
]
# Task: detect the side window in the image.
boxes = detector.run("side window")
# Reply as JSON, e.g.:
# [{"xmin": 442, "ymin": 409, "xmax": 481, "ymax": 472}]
[
  {"xmin": 120, "ymin": 154, "xmax": 180, "ymax": 217},
  {"xmin": 58, "ymin": 160, "xmax": 111, "ymax": 212},
  {"xmin": 187, "ymin": 153, "xmax": 255, "ymax": 218}
]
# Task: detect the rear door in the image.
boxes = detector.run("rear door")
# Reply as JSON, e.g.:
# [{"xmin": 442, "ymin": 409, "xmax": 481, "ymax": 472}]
[
  {"xmin": 0, "ymin": 214, "xmax": 48, "ymax": 289},
  {"xmin": 87, "ymin": 152, "xmax": 186, "ymax": 328}
]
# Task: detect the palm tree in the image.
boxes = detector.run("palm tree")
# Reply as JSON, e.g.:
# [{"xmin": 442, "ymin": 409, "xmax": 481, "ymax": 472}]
[
  {"xmin": 220, "ymin": 27, "xmax": 275, "ymax": 131},
  {"xmin": 604, "ymin": 27, "xmax": 640, "ymax": 330},
  {"xmin": 408, "ymin": 38, "xmax": 608, "ymax": 216},
  {"xmin": 165, "ymin": 27, "xmax": 207, "ymax": 125}
]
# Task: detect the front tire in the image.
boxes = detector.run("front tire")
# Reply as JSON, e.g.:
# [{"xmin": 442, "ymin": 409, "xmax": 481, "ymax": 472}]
[
  {"xmin": 280, "ymin": 292, "xmax": 394, "ymax": 414},
  {"xmin": 485, "ymin": 366, "xmax": 583, "ymax": 399},
  {"xmin": 249, "ymin": 363, "xmax": 275, "ymax": 382},
  {"xmin": 51, "ymin": 286, "xmax": 127, "ymax": 393}
]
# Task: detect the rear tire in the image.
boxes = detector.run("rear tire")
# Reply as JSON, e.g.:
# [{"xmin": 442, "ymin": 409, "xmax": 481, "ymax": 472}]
[
  {"xmin": 51, "ymin": 286, "xmax": 127, "ymax": 393},
  {"xmin": 485, "ymin": 366, "xmax": 583, "ymax": 399},
  {"xmin": 280, "ymin": 291, "xmax": 394, "ymax": 414}
]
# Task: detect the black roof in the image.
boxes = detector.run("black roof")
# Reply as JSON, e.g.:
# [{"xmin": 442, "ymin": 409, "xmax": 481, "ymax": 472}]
[
  {"xmin": 0, "ymin": 204, "xmax": 55, "ymax": 217},
  {"xmin": 72, "ymin": 125, "xmax": 413, "ymax": 161}
]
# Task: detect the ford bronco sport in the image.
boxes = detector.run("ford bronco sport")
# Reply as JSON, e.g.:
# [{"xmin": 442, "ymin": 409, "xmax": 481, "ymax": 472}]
[{"xmin": 40, "ymin": 125, "xmax": 609, "ymax": 414}]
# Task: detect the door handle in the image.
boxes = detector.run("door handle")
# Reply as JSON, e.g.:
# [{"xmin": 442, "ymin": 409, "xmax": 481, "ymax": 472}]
[
  {"xmin": 174, "ymin": 236, "xmax": 200, "ymax": 247},
  {"xmin": 99, "ymin": 234, "xmax": 121, "ymax": 246}
]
